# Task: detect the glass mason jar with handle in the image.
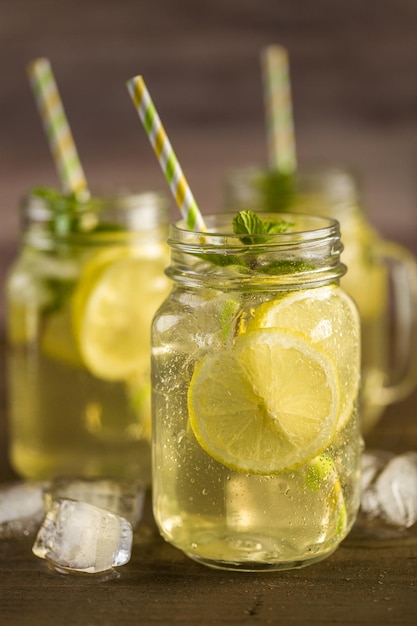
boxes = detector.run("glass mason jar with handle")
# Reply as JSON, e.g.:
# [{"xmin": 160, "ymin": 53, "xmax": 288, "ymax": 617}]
[
  {"xmin": 152, "ymin": 212, "xmax": 362, "ymax": 572},
  {"xmin": 6, "ymin": 189, "xmax": 171, "ymax": 484},
  {"xmin": 223, "ymin": 167, "xmax": 417, "ymax": 434}
]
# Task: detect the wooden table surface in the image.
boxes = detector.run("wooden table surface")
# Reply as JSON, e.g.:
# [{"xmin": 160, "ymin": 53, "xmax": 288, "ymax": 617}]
[
  {"xmin": 1, "ymin": 1, "xmax": 417, "ymax": 624},
  {"xmin": 0, "ymin": 380, "xmax": 416, "ymax": 626}
]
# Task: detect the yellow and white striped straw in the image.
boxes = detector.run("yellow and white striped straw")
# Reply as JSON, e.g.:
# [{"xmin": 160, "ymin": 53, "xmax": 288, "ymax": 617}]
[
  {"xmin": 127, "ymin": 75, "xmax": 206, "ymax": 232},
  {"xmin": 261, "ymin": 45, "xmax": 297, "ymax": 175},
  {"xmin": 27, "ymin": 57, "xmax": 89, "ymax": 196}
]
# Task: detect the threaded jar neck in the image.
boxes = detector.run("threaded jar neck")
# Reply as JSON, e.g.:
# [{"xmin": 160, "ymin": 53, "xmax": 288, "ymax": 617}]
[
  {"xmin": 224, "ymin": 166, "xmax": 362, "ymax": 224},
  {"xmin": 167, "ymin": 213, "xmax": 346, "ymax": 291},
  {"xmin": 20, "ymin": 190, "xmax": 170, "ymax": 250}
]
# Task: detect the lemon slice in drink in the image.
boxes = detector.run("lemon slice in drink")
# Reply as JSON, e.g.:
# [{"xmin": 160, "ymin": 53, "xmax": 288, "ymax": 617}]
[
  {"xmin": 246, "ymin": 285, "xmax": 360, "ymax": 431},
  {"xmin": 188, "ymin": 328, "xmax": 340, "ymax": 474},
  {"xmin": 72, "ymin": 247, "xmax": 169, "ymax": 381}
]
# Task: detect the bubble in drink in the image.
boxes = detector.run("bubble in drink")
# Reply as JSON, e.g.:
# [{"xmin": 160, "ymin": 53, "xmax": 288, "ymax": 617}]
[{"xmin": 33, "ymin": 499, "xmax": 133, "ymax": 574}]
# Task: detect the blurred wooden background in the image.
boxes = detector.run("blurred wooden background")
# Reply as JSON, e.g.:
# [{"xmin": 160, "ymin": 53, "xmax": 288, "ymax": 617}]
[
  {"xmin": 1, "ymin": 7, "xmax": 417, "ymax": 620},
  {"xmin": 1, "ymin": 0, "xmax": 417, "ymax": 298}
]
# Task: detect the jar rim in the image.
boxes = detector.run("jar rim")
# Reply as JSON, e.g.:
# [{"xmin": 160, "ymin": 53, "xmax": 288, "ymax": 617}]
[
  {"xmin": 166, "ymin": 212, "xmax": 345, "ymax": 289},
  {"xmin": 226, "ymin": 163, "xmax": 359, "ymax": 189},
  {"xmin": 20, "ymin": 188, "xmax": 171, "ymax": 242},
  {"xmin": 169, "ymin": 212, "xmax": 340, "ymax": 250},
  {"xmin": 224, "ymin": 165, "xmax": 361, "ymax": 219},
  {"xmin": 22, "ymin": 188, "xmax": 169, "ymax": 219}
]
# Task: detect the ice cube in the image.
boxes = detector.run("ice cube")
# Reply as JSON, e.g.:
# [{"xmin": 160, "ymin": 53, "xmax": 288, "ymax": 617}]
[
  {"xmin": 373, "ymin": 452, "xmax": 417, "ymax": 529},
  {"xmin": 359, "ymin": 450, "xmax": 417, "ymax": 530},
  {"xmin": 0, "ymin": 481, "xmax": 48, "ymax": 539},
  {"xmin": 33, "ymin": 499, "xmax": 133, "ymax": 574},
  {"xmin": 361, "ymin": 450, "xmax": 394, "ymax": 492},
  {"xmin": 44, "ymin": 478, "xmax": 145, "ymax": 528}
]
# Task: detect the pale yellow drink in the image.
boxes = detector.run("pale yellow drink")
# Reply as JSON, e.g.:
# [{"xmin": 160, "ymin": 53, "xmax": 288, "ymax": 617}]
[
  {"xmin": 152, "ymin": 213, "xmax": 362, "ymax": 571},
  {"xmin": 6, "ymin": 189, "xmax": 171, "ymax": 483},
  {"xmin": 224, "ymin": 167, "xmax": 417, "ymax": 434}
]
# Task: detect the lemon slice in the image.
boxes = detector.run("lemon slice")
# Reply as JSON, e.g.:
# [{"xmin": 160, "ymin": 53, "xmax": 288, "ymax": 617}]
[
  {"xmin": 72, "ymin": 247, "xmax": 132, "ymax": 334},
  {"xmin": 246, "ymin": 286, "xmax": 360, "ymax": 430},
  {"xmin": 188, "ymin": 328, "xmax": 340, "ymax": 474},
  {"xmin": 72, "ymin": 247, "xmax": 170, "ymax": 381}
]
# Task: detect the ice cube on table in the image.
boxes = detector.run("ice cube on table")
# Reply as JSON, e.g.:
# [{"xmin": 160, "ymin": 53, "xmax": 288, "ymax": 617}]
[
  {"xmin": 360, "ymin": 450, "xmax": 417, "ymax": 529},
  {"xmin": 44, "ymin": 478, "xmax": 145, "ymax": 528},
  {"xmin": 0, "ymin": 481, "xmax": 48, "ymax": 539},
  {"xmin": 373, "ymin": 452, "xmax": 417, "ymax": 529},
  {"xmin": 360, "ymin": 450, "xmax": 394, "ymax": 520},
  {"xmin": 361, "ymin": 450, "xmax": 394, "ymax": 492},
  {"xmin": 33, "ymin": 499, "xmax": 133, "ymax": 574}
]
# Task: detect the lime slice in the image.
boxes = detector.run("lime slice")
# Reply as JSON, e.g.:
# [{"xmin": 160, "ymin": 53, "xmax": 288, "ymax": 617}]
[
  {"xmin": 188, "ymin": 328, "xmax": 340, "ymax": 474},
  {"xmin": 246, "ymin": 286, "xmax": 360, "ymax": 430},
  {"xmin": 72, "ymin": 247, "xmax": 170, "ymax": 381},
  {"xmin": 305, "ymin": 454, "xmax": 347, "ymax": 535}
]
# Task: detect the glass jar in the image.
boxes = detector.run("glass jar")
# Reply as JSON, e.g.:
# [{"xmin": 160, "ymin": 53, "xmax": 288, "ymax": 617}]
[
  {"xmin": 152, "ymin": 212, "xmax": 362, "ymax": 572},
  {"xmin": 224, "ymin": 166, "xmax": 417, "ymax": 434},
  {"xmin": 5, "ymin": 189, "xmax": 171, "ymax": 484}
]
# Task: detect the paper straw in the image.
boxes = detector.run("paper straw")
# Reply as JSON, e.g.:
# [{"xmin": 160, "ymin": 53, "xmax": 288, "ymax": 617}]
[
  {"xmin": 27, "ymin": 57, "xmax": 89, "ymax": 196},
  {"xmin": 126, "ymin": 75, "xmax": 206, "ymax": 232},
  {"xmin": 261, "ymin": 45, "xmax": 297, "ymax": 175}
]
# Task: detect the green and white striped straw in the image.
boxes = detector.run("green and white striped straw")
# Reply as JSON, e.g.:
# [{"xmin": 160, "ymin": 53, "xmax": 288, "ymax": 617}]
[
  {"xmin": 261, "ymin": 45, "xmax": 297, "ymax": 175},
  {"xmin": 126, "ymin": 75, "xmax": 206, "ymax": 232},
  {"xmin": 27, "ymin": 57, "xmax": 89, "ymax": 197}
]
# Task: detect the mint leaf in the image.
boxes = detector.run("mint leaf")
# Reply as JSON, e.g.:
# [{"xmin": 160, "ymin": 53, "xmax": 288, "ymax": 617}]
[
  {"xmin": 32, "ymin": 187, "xmax": 86, "ymax": 214},
  {"xmin": 264, "ymin": 219, "xmax": 294, "ymax": 235},
  {"xmin": 232, "ymin": 210, "xmax": 292, "ymax": 244},
  {"xmin": 196, "ymin": 211, "xmax": 296, "ymax": 271},
  {"xmin": 253, "ymin": 171, "xmax": 295, "ymax": 212},
  {"xmin": 30, "ymin": 187, "xmax": 124, "ymax": 237},
  {"xmin": 31, "ymin": 187, "xmax": 91, "ymax": 236},
  {"xmin": 233, "ymin": 210, "xmax": 266, "ymax": 238}
]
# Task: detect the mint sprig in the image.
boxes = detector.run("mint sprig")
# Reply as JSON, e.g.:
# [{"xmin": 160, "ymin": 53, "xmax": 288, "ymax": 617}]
[
  {"xmin": 31, "ymin": 187, "xmax": 123, "ymax": 237},
  {"xmin": 253, "ymin": 171, "xmax": 295, "ymax": 212},
  {"xmin": 232, "ymin": 211, "xmax": 312, "ymax": 273},
  {"xmin": 31, "ymin": 187, "xmax": 92, "ymax": 236},
  {"xmin": 232, "ymin": 210, "xmax": 293, "ymax": 244}
]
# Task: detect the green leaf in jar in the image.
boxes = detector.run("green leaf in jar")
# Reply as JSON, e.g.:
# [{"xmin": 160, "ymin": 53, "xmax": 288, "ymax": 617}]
[{"xmin": 232, "ymin": 210, "xmax": 293, "ymax": 244}]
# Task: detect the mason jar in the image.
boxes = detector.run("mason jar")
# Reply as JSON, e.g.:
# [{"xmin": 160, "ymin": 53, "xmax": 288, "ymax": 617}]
[
  {"xmin": 5, "ymin": 189, "xmax": 171, "ymax": 484},
  {"xmin": 223, "ymin": 166, "xmax": 417, "ymax": 434},
  {"xmin": 152, "ymin": 212, "xmax": 362, "ymax": 572}
]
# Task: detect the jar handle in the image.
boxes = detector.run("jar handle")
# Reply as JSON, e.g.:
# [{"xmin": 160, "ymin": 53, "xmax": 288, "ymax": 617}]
[{"xmin": 375, "ymin": 238, "xmax": 417, "ymax": 406}]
